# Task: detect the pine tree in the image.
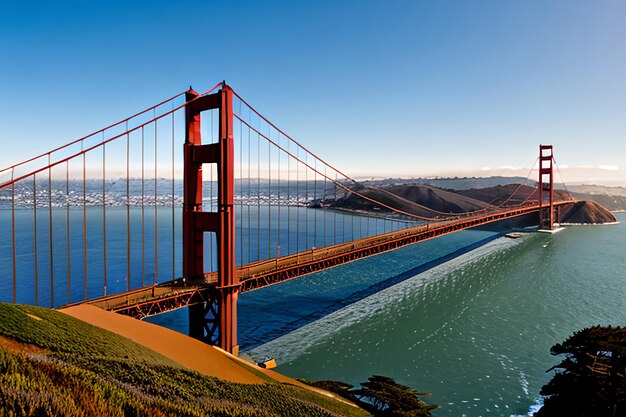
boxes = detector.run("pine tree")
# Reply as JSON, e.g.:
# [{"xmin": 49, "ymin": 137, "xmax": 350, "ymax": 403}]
[{"xmin": 536, "ymin": 326, "xmax": 626, "ymax": 417}]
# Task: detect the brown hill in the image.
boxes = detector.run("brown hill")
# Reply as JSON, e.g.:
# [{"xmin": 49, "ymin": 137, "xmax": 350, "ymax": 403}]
[
  {"xmin": 558, "ymin": 200, "xmax": 618, "ymax": 224},
  {"xmin": 332, "ymin": 184, "xmax": 489, "ymax": 218},
  {"xmin": 384, "ymin": 185, "xmax": 489, "ymax": 212},
  {"xmin": 456, "ymin": 184, "xmax": 572, "ymax": 206}
]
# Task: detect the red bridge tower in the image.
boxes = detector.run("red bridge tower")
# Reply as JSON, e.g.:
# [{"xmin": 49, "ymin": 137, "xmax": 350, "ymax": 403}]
[
  {"xmin": 183, "ymin": 84, "xmax": 239, "ymax": 355},
  {"xmin": 538, "ymin": 144, "xmax": 555, "ymax": 231}
]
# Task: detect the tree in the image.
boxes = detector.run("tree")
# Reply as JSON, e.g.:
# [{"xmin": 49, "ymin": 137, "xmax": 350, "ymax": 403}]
[
  {"xmin": 309, "ymin": 375, "xmax": 437, "ymax": 417},
  {"xmin": 353, "ymin": 375, "xmax": 437, "ymax": 417},
  {"xmin": 536, "ymin": 326, "xmax": 626, "ymax": 417}
]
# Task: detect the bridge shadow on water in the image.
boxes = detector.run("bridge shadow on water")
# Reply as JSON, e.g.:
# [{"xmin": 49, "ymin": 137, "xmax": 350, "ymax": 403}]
[{"xmin": 238, "ymin": 231, "xmax": 509, "ymax": 351}]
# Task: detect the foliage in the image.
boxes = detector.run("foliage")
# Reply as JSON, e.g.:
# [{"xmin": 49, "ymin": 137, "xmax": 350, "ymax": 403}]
[
  {"xmin": 306, "ymin": 376, "xmax": 437, "ymax": 417},
  {"xmin": 0, "ymin": 303, "xmax": 176, "ymax": 367},
  {"xmin": 302, "ymin": 379, "xmax": 357, "ymax": 402},
  {"xmin": 536, "ymin": 326, "xmax": 626, "ymax": 417},
  {"xmin": 0, "ymin": 303, "xmax": 370, "ymax": 417}
]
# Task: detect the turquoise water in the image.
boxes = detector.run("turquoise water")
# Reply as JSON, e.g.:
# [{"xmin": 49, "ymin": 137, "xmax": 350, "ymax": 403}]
[{"xmin": 247, "ymin": 214, "xmax": 626, "ymax": 417}]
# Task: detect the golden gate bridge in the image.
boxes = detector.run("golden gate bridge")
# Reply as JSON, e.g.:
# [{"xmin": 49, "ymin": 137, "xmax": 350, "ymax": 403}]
[{"xmin": 0, "ymin": 82, "xmax": 574, "ymax": 355}]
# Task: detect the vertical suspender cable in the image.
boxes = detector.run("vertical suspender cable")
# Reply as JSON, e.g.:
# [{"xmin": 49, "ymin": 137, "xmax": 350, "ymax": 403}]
[
  {"xmin": 66, "ymin": 161, "xmax": 70, "ymax": 304},
  {"xmin": 248, "ymin": 108, "xmax": 251, "ymax": 264},
  {"xmin": 141, "ymin": 126, "xmax": 145, "ymax": 287},
  {"xmin": 305, "ymin": 153, "xmax": 308, "ymax": 249},
  {"xmin": 33, "ymin": 175, "xmax": 38, "ymax": 305},
  {"xmin": 287, "ymin": 135, "xmax": 290, "ymax": 255},
  {"xmin": 313, "ymin": 159, "xmax": 317, "ymax": 248},
  {"xmin": 154, "ymin": 115, "xmax": 158, "ymax": 285},
  {"xmin": 257, "ymin": 120, "xmax": 261, "ymax": 262},
  {"xmin": 277, "ymin": 133, "xmax": 280, "ymax": 258},
  {"xmin": 11, "ymin": 169, "xmax": 16, "ymax": 303},
  {"xmin": 334, "ymin": 172, "xmax": 337, "ymax": 245},
  {"xmin": 82, "ymin": 144, "xmax": 87, "ymax": 300},
  {"xmin": 239, "ymin": 104, "xmax": 244, "ymax": 265},
  {"xmin": 126, "ymin": 121, "xmax": 131, "ymax": 291},
  {"xmin": 296, "ymin": 147, "xmax": 299, "ymax": 253},
  {"xmin": 102, "ymin": 134, "xmax": 107, "ymax": 296},
  {"xmin": 351, "ymin": 201, "xmax": 355, "ymax": 242},
  {"xmin": 267, "ymin": 129, "xmax": 271, "ymax": 259},
  {"xmin": 323, "ymin": 165, "xmax": 327, "ymax": 248},
  {"xmin": 171, "ymin": 106, "xmax": 175, "ymax": 281},
  {"xmin": 48, "ymin": 155, "xmax": 54, "ymax": 307}
]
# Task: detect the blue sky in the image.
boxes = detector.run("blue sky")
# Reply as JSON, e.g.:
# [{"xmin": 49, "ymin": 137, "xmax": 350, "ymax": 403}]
[{"xmin": 1, "ymin": 0, "xmax": 625, "ymax": 185}]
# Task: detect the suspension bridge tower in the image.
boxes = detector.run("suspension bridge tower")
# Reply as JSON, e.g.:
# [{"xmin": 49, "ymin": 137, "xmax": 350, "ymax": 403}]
[
  {"xmin": 183, "ymin": 84, "xmax": 239, "ymax": 355},
  {"xmin": 538, "ymin": 144, "xmax": 555, "ymax": 231}
]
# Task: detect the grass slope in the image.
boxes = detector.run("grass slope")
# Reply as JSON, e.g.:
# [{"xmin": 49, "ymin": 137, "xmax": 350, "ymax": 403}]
[{"xmin": 0, "ymin": 303, "xmax": 370, "ymax": 417}]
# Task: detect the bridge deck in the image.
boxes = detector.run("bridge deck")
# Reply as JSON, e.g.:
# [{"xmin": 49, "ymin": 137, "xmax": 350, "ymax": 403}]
[{"xmin": 73, "ymin": 202, "xmax": 571, "ymax": 319}]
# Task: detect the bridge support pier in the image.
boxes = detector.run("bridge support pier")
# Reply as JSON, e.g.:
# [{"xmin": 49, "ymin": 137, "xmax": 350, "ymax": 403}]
[
  {"xmin": 538, "ymin": 144, "xmax": 555, "ymax": 231},
  {"xmin": 183, "ymin": 84, "xmax": 239, "ymax": 355}
]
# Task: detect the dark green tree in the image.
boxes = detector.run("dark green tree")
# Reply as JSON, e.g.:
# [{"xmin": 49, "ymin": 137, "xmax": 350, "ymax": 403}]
[
  {"xmin": 307, "ymin": 376, "xmax": 437, "ymax": 417},
  {"xmin": 353, "ymin": 375, "xmax": 437, "ymax": 417},
  {"xmin": 536, "ymin": 326, "xmax": 626, "ymax": 417}
]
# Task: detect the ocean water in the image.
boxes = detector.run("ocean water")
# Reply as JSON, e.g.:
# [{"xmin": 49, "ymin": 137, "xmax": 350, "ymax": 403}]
[
  {"xmin": 2, "ymin": 203, "xmax": 623, "ymax": 416},
  {"xmin": 246, "ymin": 213, "xmax": 626, "ymax": 417}
]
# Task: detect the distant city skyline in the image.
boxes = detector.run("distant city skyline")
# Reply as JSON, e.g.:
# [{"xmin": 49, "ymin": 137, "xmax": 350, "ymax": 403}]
[{"xmin": 1, "ymin": 1, "xmax": 625, "ymax": 186}]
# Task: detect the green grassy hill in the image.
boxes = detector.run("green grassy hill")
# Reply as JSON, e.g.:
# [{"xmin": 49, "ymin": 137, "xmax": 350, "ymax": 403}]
[{"xmin": 0, "ymin": 303, "xmax": 370, "ymax": 417}]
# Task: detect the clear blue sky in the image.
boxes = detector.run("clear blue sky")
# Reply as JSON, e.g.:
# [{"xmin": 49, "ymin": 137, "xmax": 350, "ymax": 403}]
[{"xmin": 2, "ymin": 0, "xmax": 625, "ymax": 185}]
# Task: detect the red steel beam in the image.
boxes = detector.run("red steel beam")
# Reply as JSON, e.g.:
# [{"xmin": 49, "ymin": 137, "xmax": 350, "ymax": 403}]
[{"xmin": 217, "ymin": 85, "xmax": 239, "ymax": 356}]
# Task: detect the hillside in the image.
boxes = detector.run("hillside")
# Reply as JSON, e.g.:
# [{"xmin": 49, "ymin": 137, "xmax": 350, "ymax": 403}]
[
  {"xmin": 0, "ymin": 303, "xmax": 369, "ymax": 417},
  {"xmin": 331, "ymin": 184, "xmax": 489, "ymax": 218},
  {"xmin": 558, "ymin": 200, "xmax": 618, "ymax": 224},
  {"xmin": 383, "ymin": 184, "xmax": 488, "ymax": 212},
  {"xmin": 456, "ymin": 184, "xmax": 572, "ymax": 206},
  {"xmin": 329, "ymin": 181, "xmax": 619, "ymax": 226}
]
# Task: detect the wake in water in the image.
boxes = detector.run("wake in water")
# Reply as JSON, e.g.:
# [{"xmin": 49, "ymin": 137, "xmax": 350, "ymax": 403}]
[{"xmin": 246, "ymin": 236, "xmax": 520, "ymax": 365}]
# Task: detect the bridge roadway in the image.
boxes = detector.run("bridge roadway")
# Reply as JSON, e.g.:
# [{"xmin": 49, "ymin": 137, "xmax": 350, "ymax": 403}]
[{"xmin": 77, "ymin": 201, "xmax": 573, "ymax": 319}]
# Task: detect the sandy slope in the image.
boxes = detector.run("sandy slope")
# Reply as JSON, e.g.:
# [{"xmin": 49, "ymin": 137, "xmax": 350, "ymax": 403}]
[
  {"xmin": 60, "ymin": 305, "xmax": 353, "ymax": 404},
  {"xmin": 61, "ymin": 304, "xmax": 264, "ymax": 384}
]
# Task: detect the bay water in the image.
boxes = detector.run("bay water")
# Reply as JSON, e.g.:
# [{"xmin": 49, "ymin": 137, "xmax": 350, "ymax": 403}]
[
  {"xmin": 1, "ymin": 202, "xmax": 624, "ymax": 416},
  {"xmin": 245, "ymin": 213, "xmax": 626, "ymax": 417}
]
